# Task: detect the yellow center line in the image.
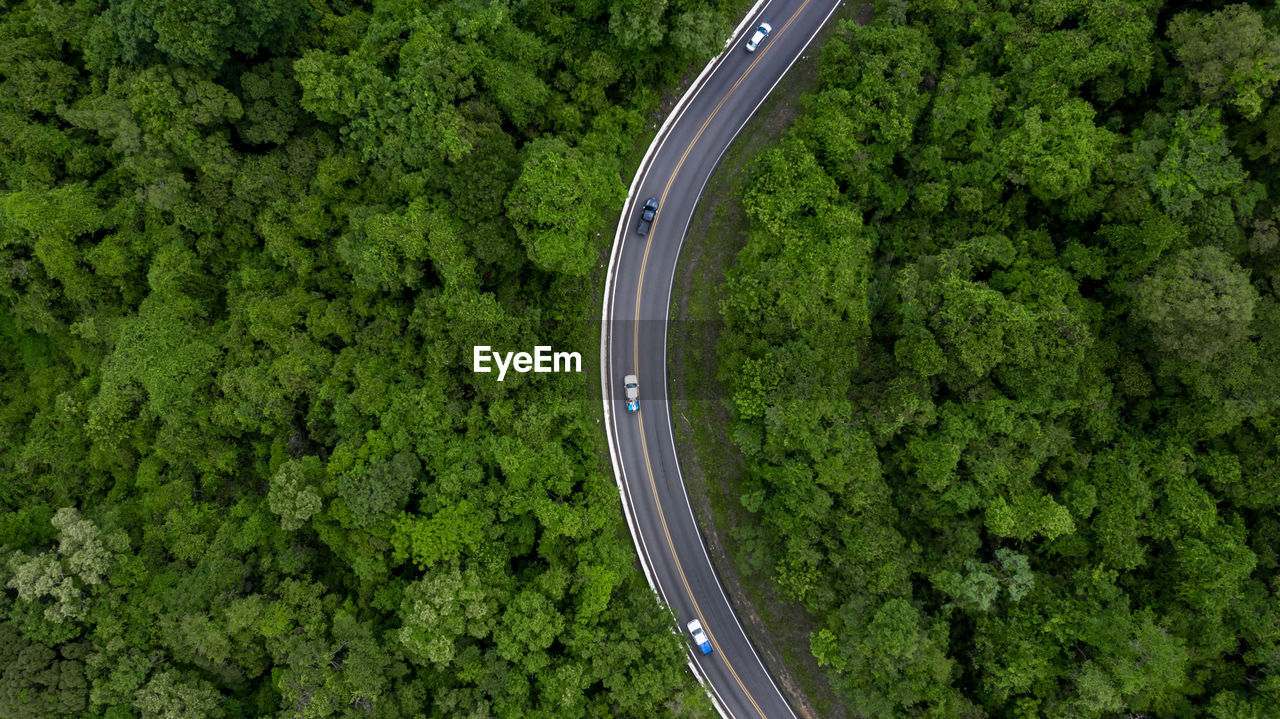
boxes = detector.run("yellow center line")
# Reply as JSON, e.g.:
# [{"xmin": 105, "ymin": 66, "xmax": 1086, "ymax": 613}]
[{"xmin": 627, "ymin": 1, "xmax": 816, "ymax": 716}]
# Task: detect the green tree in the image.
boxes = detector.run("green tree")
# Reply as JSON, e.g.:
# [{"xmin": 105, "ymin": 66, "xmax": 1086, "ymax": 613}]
[
  {"xmin": 107, "ymin": 0, "xmax": 310, "ymax": 70},
  {"xmin": 236, "ymin": 58, "xmax": 300, "ymax": 145},
  {"xmin": 505, "ymin": 137, "xmax": 624, "ymax": 276},
  {"xmin": 608, "ymin": 0, "xmax": 667, "ymax": 52},
  {"xmin": 1139, "ymin": 107, "xmax": 1247, "ymax": 219},
  {"xmin": 816, "ymin": 598, "xmax": 960, "ymax": 716},
  {"xmin": 999, "ymin": 99, "xmax": 1116, "ymax": 202},
  {"xmin": 1130, "ymin": 246, "xmax": 1258, "ymax": 366},
  {"xmin": 338, "ymin": 450, "xmax": 420, "ymax": 529},
  {"xmin": 1169, "ymin": 4, "xmax": 1280, "ymax": 120},
  {"xmin": 0, "ymin": 625, "xmax": 87, "ymax": 718},
  {"xmin": 0, "ymin": 185, "xmax": 105, "ymax": 308},
  {"xmin": 668, "ymin": 7, "xmax": 729, "ymax": 64}
]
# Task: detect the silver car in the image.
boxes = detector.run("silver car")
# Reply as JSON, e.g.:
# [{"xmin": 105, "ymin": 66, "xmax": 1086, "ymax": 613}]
[{"xmin": 624, "ymin": 374, "xmax": 639, "ymax": 413}]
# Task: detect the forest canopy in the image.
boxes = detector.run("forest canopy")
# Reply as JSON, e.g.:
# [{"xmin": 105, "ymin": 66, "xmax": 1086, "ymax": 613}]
[
  {"xmin": 718, "ymin": 1, "xmax": 1280, "ymax": 717},
  {"xmin": 0, "ymin": 0, "xmax": 743, "ymax": 716}
]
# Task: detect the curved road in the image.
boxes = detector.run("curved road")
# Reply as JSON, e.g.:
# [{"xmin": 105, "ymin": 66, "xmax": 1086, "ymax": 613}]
[{"xmin": 600, "ymin": 1, "xmax": 843, "ymax": 717}]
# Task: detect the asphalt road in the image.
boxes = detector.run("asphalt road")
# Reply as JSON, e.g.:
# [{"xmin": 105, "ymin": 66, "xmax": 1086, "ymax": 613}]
[{"xmin": 602, "ymin": 1, "xmax": 844, "ymax": 716}]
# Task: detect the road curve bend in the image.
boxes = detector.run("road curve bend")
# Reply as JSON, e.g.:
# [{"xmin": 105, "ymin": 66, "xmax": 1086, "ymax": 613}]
[{"xmin": 599, "ymin": 1, "xmax": 843, "ymax": 717}]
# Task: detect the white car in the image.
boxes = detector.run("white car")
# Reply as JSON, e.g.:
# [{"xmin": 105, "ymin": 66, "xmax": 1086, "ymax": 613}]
[{"xmin": 745, "ymin": 23, "xmax": 772, "ymax": 52}]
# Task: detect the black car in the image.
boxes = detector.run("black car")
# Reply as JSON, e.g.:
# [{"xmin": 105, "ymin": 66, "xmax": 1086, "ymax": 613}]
[{"xmin": 636, "ymin": 197, "xmax": 658, "ymax": 236}]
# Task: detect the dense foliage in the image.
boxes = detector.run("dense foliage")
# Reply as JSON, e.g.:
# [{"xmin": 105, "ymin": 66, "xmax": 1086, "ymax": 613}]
[
  {"xmin": 719, "ymin": 1, "xmax": 1280, "ymax": 716},
  {"xmin": 0, "ymin": 0, "xmax": 741, "ymax": 716}
]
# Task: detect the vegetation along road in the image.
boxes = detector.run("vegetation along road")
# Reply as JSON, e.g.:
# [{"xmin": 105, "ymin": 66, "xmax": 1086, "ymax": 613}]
[{"xmin": 601, "ymin": 1, "xmax": 843, "ymax": 716}]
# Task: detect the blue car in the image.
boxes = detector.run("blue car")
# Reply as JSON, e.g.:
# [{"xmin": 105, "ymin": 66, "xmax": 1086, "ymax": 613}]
[
  {"xmin": 686, "ymin": 619, "xmax": 712, "ymax": 654},
  {"xmin": 636, "ymin": 197, "xmax": 658, "ymax": 236}
]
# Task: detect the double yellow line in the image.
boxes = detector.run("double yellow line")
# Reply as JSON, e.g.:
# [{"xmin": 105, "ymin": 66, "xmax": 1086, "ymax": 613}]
[{"xmin": 628, "ymin": 1, "xmax": 815, "ymax": 716}]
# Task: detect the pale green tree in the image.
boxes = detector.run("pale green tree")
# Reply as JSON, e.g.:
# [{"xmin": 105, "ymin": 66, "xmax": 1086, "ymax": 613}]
[{"xmin": 267, "ymin": 457, "xmax": 324, "ymax": 531}]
